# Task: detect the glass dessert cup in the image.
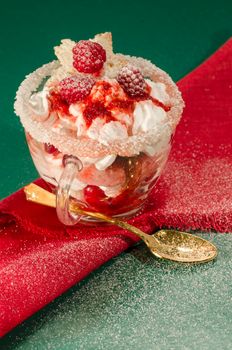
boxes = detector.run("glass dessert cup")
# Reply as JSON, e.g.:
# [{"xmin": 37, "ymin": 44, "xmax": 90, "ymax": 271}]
[
  {"xmin": 26, "ymin": 132, "xmax": 171, "ymax": 224},
  {"xmin": 15, "ymin": 57, "xmax": 183, "ymax": 225}
]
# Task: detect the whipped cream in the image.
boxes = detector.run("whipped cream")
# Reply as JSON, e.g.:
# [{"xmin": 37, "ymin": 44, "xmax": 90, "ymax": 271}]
[
  {"xmin": 77, "ymin": 154, "xmax": 116, "ymax": 171},
  {"xmin": 29, "ymin": 78, "xmax": 171, "ymax": 170},
  {"xmin": 146, "ymin": 80, "xmax": 169, "ymax": 103},
  {"xmin": 29, "ymin": 88, "xmax": 50, "ymax": 121},
  {"xmin": 90, "ymin": 79, "xmax": 169, "ymax": 158},
  {"xmin": 132, "ymin": 100, "xmax": 167, "ymax": 134},
  {"xmin": 95, "ymin": 154, "xmax": 116, "ymax": 171},
  {"xmin": 132, "ymin": 99, "xmax": 170, "ymax": 156},
  {"xmin": 87, "ymin": 120, "xmax": 127, "ymax": 170},
  {"xmin": 95, "ymin": 121, "xmax": 128, "ymax": 146}
]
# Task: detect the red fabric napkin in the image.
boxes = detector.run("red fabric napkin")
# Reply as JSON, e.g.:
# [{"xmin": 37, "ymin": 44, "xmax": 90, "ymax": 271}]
[{"xmin": 0, "ymin": 39, "xmax": 232, "ymax": 337}]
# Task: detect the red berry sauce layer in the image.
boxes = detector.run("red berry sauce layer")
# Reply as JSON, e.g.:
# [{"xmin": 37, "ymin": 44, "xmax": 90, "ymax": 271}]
[{"xmin": 49, "ymin": 78, "xmax": 170, "ymax": 131}]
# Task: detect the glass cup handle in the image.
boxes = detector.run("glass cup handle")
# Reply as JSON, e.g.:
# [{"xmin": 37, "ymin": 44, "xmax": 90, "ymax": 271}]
[{"xmin": 56, "ymin": 156, "xmax": 83, "ymax": 225}]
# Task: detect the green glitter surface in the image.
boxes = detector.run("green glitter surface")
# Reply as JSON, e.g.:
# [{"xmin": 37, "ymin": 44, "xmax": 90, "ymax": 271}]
[{"xmin": 2, "ymin": 233, "xmax": 232, "ymax": 349}]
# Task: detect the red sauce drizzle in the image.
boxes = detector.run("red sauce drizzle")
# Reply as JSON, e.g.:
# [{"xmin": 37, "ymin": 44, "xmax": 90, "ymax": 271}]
[
  {"xmin": 49, "ymin": 81, "xmax": 171, "ymax": 128},
  {"xmin": 101, "ymin": 81, "xmax": 112, "ymax": 91},
  {"xmin": 131, "ymin": 85, "xmax": 171, "ymax": 112},
  {"xmin": 83, "ymin": 101, "xmax": 113, "ymax": 127},
  {"xmin": 48, "ymin": 91, "xmax": 69, "ymax": 115},
  {"xmin": 82, "ymin": 81, "xmax": 136, "ymax": 127},
  {"xmin": 108, "ymin": 99, "xmax": 135, "ymax": 114},
  {"xmin": 149, "ymin": 96, "xmax": 171, "ymax": 112}
]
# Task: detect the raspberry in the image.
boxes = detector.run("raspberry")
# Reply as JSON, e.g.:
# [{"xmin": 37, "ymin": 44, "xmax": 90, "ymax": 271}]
[
  {"xmin": 72, "ymin": 40, "xmax": 106, "ymax": 74},
  {"xmin": 117, "ymin": 64, "xmax": 146, "ymax": 98},
  {"xmin": 59, "ymin": 75, "xmax": 95, "ymax": 104}
]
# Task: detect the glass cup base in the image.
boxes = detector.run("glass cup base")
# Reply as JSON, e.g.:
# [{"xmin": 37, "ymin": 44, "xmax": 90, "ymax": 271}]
[{"xmin": 76, "ymin": 205, "xmax": 144, "ymax": 225}]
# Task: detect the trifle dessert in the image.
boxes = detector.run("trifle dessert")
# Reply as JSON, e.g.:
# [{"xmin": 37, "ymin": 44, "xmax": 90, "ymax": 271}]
[{"xmin": 15, "ymin": 32, "xmax": 184, "ymax": 224}]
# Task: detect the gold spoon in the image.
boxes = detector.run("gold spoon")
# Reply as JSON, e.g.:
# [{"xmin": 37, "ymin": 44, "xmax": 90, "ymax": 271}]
[{"xmin": 24, "ymin": 184, "xmax": 217, "ymax": 263}]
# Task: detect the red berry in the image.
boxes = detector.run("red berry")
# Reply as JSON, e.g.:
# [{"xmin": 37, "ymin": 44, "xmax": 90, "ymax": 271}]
[
  {"xmin": 84, "ymin": 185, "xmax": 111, "ymax": 210},
  {"xmin": 59, "ymin": 75, "xmax": 95, "ymax": 104},
  {"xmin": 44, "ymin": 143, "xmax": 59, "ymax": 154},
  {"xmin": 72, "ymin": 40, "xmax": 106, "ymax": 74},
  {"xmin": 117, "ymin": 64, "xmax": 146, "ymax": 98}
]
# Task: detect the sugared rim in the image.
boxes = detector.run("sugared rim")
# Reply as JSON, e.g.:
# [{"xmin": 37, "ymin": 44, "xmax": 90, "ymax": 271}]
[{"xmin": 14, "ymin": 56, "xmax": 184, "ymax": 157}]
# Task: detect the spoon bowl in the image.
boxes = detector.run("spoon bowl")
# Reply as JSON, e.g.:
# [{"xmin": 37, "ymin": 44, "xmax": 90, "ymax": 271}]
[{"xmin": 151, "ymin": 230, "xmax": 217, "ymax": 263}]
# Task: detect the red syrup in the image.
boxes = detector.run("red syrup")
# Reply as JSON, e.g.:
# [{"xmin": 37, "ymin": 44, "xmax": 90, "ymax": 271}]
[
  {"xmin": 49, "ymin": 81, "xmax": 170, "ymax": 129},
  {"xmin": 84, "ymin": 185, "xmax": 112, "ymax": 211},
  {"xmin": 83, "ymin": 185, "xmax": 141, "ymax": 215},
  {"xmin": 44, "ymin": 143, "xmax": 59, "ymax": 155},
  {"xmin": 108, "ymin": 99, "xmax": 135, "ymax": 114},
  {"xmin": 146, "ymin": 83, "xmax": 171, "ymax": 112},
  {"xmin": 131, "ymin": 85, "xmax": 171, "ymax": 112},
  {"xmin": 149, "ymin": 96, "xmax": 171, "ymax": 112},
  {"xmin": 83, "ymin": 101, "xmax": 113, "ymax": 128},
  {"xmin": 48, "ymin": 90, "xmax": 69, "ymax": 115},
  {"xmin": 82, "ymin": 81, "xmax": 136, "ymax": 127}
]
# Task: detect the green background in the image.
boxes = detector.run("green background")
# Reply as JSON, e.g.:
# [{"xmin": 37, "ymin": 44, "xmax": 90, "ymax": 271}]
[{"xmin": 1, "ymin": 0, "xmax": 232, "ymax": 349}]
